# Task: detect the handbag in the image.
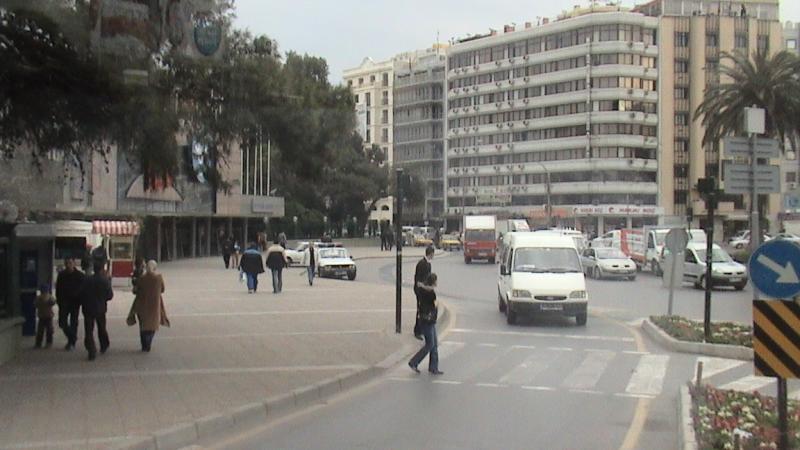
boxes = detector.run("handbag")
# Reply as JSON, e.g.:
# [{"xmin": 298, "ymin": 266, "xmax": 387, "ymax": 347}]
[{"xmin": 126, "ymin": 302, "xmax": 137, "ymax": 326}]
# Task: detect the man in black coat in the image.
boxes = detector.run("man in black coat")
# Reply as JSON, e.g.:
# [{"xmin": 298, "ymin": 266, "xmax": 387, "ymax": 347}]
[
  {"xmin": 79, "ymin": 264, "xmax": 114, "ymax": 361},
  {"xmin": 413, "ymin": 246, "xmax": 435, "ymax": 340},
  {"xmin": 56, "ymin": 258, "xmax": 84, "ymax": 350},
  {"xmin": 221, "ymin": 236, "xmax": 233, "ymax": 269}
]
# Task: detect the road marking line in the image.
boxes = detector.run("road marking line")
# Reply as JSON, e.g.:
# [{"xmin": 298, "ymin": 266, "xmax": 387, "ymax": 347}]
[
  {"xmin": 438, "ymin": 341, "xmax": 466, "ymax": 360},
  {"xmin": 0, "ymin": 364, "xmax": 368, "ymax": 381},
  {"xmin": 115, "ymin": 330, "xmax": 385, "ymax": 342},
  {"xmin": 615, "ymin": 393, "xmax": 655, "ymax": 400},
  {"xmin": 108, "ymin": 309, "xmax": 416, "ymax": 319},
  {"xmin": 432, "ymin": 380, "xmax": 461, "ymax": 385},
  {"xmin": 719, "ymin": 376, "xmax": 773, "ymax": 392},
  {"xmin": 499, "ymin": 350, "xmax": 561, "ymax": 385},
  {"xmin": 449, "ymin": 328, "xmax": 634, "ymax": 343},
  {"xmin": 521, "ymin": 385, "xmax": 556, "ymax": 391},
  {"xmin": 477, "ymin": 343, "xmax": 499, "ymax": 348},
  {"xmin": 387, "ymin": 377, "xmax": 416, "ymax": 382},
  {"xmin": 510, "ymin": 345, "xmax": 537, "ymax": 350},
  {"xmin": 562, "ymin": 350, "xmax": 615, "ymax": 391},
  {"xmin": 622, "ymin": 351, "xmax": 650, "ymax": 355},
  {"xmin": 625, "ymin": 354, "xmax": 669, "ymax": 397},
  {"xmin": 548, "ymin": 347, "xmax": 573, "ymax": 352},
  {"xmin": 475, "ymin": 383, "xmax": 506, "ymax": 388},
  {"xmin": 569, "ymin": 389, "xmax": 604, "ymax": 395},
  {"xmin": 695, "ymin": 357, "xmax": 748, "ymax": 380}
]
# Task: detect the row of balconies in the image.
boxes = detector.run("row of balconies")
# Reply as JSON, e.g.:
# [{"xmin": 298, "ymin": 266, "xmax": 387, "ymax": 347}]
[
  {"xmin": 446, "ymin": 181, "xmax": 658, "ymax": 197},
  {"xmin": 447, "ymin": 135, "xmax": 658, "ymax": 157},
  {"xmin": 447, "ymin": 158, "xmax": 656, "ymax": 177},
  {"xmin": 448, "ymin": 111, "xmax": 657, "ymax": 137}
]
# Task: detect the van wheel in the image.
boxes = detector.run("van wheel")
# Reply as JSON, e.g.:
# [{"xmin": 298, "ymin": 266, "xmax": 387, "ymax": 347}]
[
  {"xmin": 694, "ymin": 276, "xmax": 705, "ymax": 290},
  {"xmin": 506, "ymin": 306, "xmax": 517, "ymax": 325},
  {"xmin": 347, "ymin": 272, "xmax": 356, "ymax": 281},
  {"xmin": 465, "ymin": 257, "xmax": 471, "ymax": 264},
  {"xmin": 593, "ymin": 267, "xmax": 601, "ymax": 280},
  {"xmin": 489, "ymin": 257, "xmax": 495, "ymax": 264},
  {"xmin": 652, "ymin": 260, "xmax": 662, "ymax": 277},
  {"xmin": 735, "ymin": 283, "xmax": 746, "ymax": 291},
  {"xmin": 576, "ymin": 313, "xmax": 587, "ymax": 326},
  {"xmin": 498, "ymin": 292, "xmax": 506, "ymax": 313}
]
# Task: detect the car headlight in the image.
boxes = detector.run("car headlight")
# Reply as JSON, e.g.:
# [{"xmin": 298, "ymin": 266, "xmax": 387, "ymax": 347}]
[
  {"xmin": 569, "ymin": 290, "xmax": 587, "ymax": 299},
  {"xmin": 512, "ymin": 290, "xmax": 531, "ymax": 298}
]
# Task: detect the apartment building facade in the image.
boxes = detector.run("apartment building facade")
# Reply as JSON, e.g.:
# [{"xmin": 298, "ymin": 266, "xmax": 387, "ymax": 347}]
[
  {"xmin": 393, "ymin": 46, "xmax": 448, "ymax": 224},
  {"xmin": 446, "ymin": 7, "xmax": 661, "ymax": 234},
  {"xmin": 785, "ymin": 21, "xmax": 799, "ymax": 55},
  {"xmin": 634, "ymin": 0, "xmax": 783, "ymax": 236},
  {"xmin": 344, "ymin": 58, "xmax": 396, "ymax": 164}
]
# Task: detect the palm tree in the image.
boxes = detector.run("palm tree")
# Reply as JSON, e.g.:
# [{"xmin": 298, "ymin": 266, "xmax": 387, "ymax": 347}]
[{"xmin": 696, "ymin": 50, "xmax": 800, "ymax": 153}]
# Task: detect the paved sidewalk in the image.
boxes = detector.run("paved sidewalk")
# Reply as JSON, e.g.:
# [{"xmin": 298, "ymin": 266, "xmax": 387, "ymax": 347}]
[{"xmin": 0, "ymin": 257, "xmax": 423, "ymax": 450}]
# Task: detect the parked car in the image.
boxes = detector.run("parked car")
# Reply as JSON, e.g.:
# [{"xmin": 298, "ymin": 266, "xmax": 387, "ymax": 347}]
[
  {"xmin": 439, "ymin": 233, "xmax": 462, "ymax": 251},
  {"xmin": 729, "ymin": 230, "xmax": 771, "ymax": 249},
  {"xmin": 662, "ymin": 243, "xmax": 748, "ymax": 290},
  {"xmin": 412, "ymin": 227, "xmax": 433, "ymax": 247},
  {"xmin": 284, "ymin": 242, "xmax": 310, "ymax": 266},
  {"xmin": 771, "ymin": 233, "xmax": 800, "ymax": 243},
  {"xmin": 316, "ymin": 247, "xmax": 357, "ymax": 280},
  {"xmin": 581, "ymin": 247, "xmax": 637, "ymax": 281}
]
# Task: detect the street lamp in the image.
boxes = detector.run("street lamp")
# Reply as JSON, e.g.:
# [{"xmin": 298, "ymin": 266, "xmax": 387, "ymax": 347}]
[
  {"xmin": 292, "ymin": 215, "xmax": 298, "ymax": 238},
  {"xmin": 536, "ymin": 162, "xmax": 552, "ymax": 227}
]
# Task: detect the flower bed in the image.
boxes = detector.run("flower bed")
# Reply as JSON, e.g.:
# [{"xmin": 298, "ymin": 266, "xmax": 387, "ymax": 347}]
[
  {"xmin": 691, "ymin": 383, "xmax": 800, "ymax": 449},
  {"xmin": 650, "ymin": 315, "xmax": 752, "ymax": 348}
]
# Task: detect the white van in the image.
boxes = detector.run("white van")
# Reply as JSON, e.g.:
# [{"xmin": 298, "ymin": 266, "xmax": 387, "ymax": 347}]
[{"xmin": 497, "ymin": 233, "xmax": 588, "ymax": 326}]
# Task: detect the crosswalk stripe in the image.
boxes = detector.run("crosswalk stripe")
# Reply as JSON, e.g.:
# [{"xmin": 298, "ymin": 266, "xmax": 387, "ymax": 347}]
[
  {"xmin": 438, "ymin": 341, "xmax": 466, "ymax": 360},
  {"xmin": 521, "ymin": 385, "xmax": 556, "ymax": 392},
  {"xmin": 499, "ymin": 350, "xmax": 562, "ymax": 385},
  {"xmin": 562, "ymin": 350, "xmax": 615, "ymax": 391},
  {"xmin": 448, "ymin": 328, "xmax": 635, "ymax": 343},
  {"xmin": 718, "ymin": 376, "xmax": 773, "ymax": 392},
  {"xmin": 625, "ymin": 354, "xmax": 669, "ymax": 397},
  {"xmin": 695, "ymin": 357, "xmax": 748, "ymax": 380}
]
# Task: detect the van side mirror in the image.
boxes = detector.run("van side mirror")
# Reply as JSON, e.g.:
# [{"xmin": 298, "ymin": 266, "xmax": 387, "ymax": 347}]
[{"xmin": 500, "ymin": 265, "xmax": 507, "ymax": 276}]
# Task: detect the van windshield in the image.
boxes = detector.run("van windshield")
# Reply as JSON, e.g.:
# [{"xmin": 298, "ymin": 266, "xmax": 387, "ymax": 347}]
[
  {"xmin": 465, "ymin": 230, "xmax": 494, "ymax": 241},
  {"xmin": 513, "ymin": 248, "xmax": 582, "ymax": 273}
]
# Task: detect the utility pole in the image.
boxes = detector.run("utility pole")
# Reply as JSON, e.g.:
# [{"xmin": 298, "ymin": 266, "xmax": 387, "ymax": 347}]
[
  {"xmin": 395, "ymin": 168, "xmax": 404, "ymax": 334},
  {"xmin": 697, "ymin": 177, "xmax": 717, "ymax": 342},
  {"xmin": 745, "ymin": 107, "xmax": 765, "ymax": 300}
]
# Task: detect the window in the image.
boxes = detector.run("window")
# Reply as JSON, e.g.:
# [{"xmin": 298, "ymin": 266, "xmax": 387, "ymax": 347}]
[
  {"xmin": 366, "ymin": 129, "xmax": 371, "ymax": 143},
  {"xmin": 674, "ymin": 60, "xmax": 689, "ymax": 73},
  {"xmin": 382, "ymin": 90, "xmax": 389, "ymax": 105},
  {"xmin": 675, "ymin": 87, "xmax": 689, "ymax": 99},
  {"xmin": 706, "ymin": 60, "xmax": 719, "ymax": 72},
  {"xmin": 354, "ymin": 94, "xmax": 359, "ymax": 103},
  {"xmin": 370, "ymin": 74, "xmax": 375, "ymax": 83},
  {"xmin": 358, "ymin": 77, "xmax": 363, "ymax": 85},
  {"xmin": 381, "ymin": 128, "xmax": 389, "ymax": 143},
  {"xmin": 381, "ymin": 109, "xmax": 388, "ymax": 124},
  {"xmin": 382, "ymin": 72, "xmax": 389, "ymax": 86},
  {"xmin": 757, "ymin": 35, "xmax": 769, "ymax": 53},
  {"xmin": 675, "ymin": 139, "xmax": 689, "ymax": 153},
  {"xmin": 366, "ymin": 111, "xmax": 371, "ymax": 125},
  {"xmin": 706, "ymin": 33, "xmax": 718, "ymax": 47},
  {"xmin": 789, "ymin": 39, "xmax": 798, "ymax": 50},
  {"xmin": 675, "ymin": 113, "xmax": 689, "ymax": 126},
  {"xmin": 787, "ymin": 172, "xmax": 797, "ymax": 183},
  {"xmin": 675, "ymin": 32, "xmax": 690, "ymax": 47},
  {"xmin": 735, "ymin": 34, "xmax": 748, "ymax": 49},
  {"xmin": 365, "ymin": 92, "xmax": 371, "ymax": 106},
  {"xmin": 347, "ymin": 80, "xmax": 353, "ymax": 87}
]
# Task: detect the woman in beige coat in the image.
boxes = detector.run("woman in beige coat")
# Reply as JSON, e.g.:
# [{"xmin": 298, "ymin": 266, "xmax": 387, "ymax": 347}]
[{"xmin": 130, "ymin": 260, "xmax": 170, "ymax": 352}]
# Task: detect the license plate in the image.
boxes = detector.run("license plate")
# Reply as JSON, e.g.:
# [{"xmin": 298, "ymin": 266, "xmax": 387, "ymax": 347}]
[
  {"xmin": 540, "ymin": 304, "xmax": 563, "ymax": 311},
  {"xmin": 729, "ymin": 278, "xmax": 741, "ymax": 283}
]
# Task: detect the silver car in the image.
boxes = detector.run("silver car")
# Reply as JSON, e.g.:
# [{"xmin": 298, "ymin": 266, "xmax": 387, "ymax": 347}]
[
  {"xmin": 681, "ymin": 243, "xmax": 748, "ymax": 290},
  {"xmin": 581, "ymin": 247, "xmax": 637, "ymax": 281}
]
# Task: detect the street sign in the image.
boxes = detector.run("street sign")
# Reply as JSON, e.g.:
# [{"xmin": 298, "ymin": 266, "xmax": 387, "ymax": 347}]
[
  {"xmin": 753, "ymin": 300, "xmax": 800, "ymax": 379},
  {"xmin": 665, "ymin": 228, "xmax": 689, "ymax": 253},
  {"xmin": 723, "ymin": 163, "xmax": 781, "ymax": 194},
  {"xmin": 784, "ymin": 191, "xmax": 800, "ymax": 211},
  {"xmin": 749, "ymin": 240, "xmax": 800, "ymax": 300},
  {"xmin": 723, "ymin": 136, "xmax": 780, "ymax": 158}
]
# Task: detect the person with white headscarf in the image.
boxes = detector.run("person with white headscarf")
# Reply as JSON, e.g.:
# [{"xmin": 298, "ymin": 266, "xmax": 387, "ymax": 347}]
[{"xmin": 129, "ymin": 260, "xmax": 170, "ymax": 352}]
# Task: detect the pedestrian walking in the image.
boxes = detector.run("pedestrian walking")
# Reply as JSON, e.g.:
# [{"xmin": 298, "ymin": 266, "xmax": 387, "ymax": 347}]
[
  {"xmin": 266, "ymin": 239, "xmax": 288, "ymax": 293},
  {"xmin": 386, "ymin": 228, "xmax": 394, "ymax": 251},
  {"xmin": 79, "ymin": 263, "xmax": 114, "ymax": 361},
  {"xmin": 131, "ymin": 257, "xmax": 145, "ymax": 295},
  {"xmin": 302, "ymin": 243, "xmax": 316, "ymax": 286},
  {"xmin": 128, "ymin": 260, "xmax": 170, "ymax": 352},
  {"xmin": 232, "ymin": 240, "xmax": 241, "ymax": 269},
  {"xmin": 55, "ymin": 258, "xmax": 84, "ymax": 350},
  {"xmin": 408, "ymin": 273, "xmax": 442, "ymax": 375},
  {"xmin": 380, "ymin": 227, "xmax": 387, "ymax": 251},
  {"xmin": 35, "ymin": 284, "xmax": 55, "ymax": 349},
  {"xmin": 413, "ymin": 246, "xmax": 435, "ymax": 340},
  {"xmin": 221, "ymin": 236, "xmax": 233, "ymax": 269},
  {"xmin": 278, "ymin": 231, "xmax": 288, "ymax": 249},
  {"xmin": 239, "ymin": 243, "xmax": 265, "ymax": 293}
]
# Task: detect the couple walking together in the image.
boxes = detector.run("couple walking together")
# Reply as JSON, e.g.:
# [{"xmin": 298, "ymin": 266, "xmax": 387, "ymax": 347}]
[
  {"xmin": 409, "ymin": 246, "xmax": 443, "ymax": 375},
  {"xmin": 239, "ymin": 238, "xmax": 314, "ymax": 294}
]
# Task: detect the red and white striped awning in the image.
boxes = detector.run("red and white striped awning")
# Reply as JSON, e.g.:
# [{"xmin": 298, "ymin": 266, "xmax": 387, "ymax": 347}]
[{"xmin": 92, "ymin": 220, "xmax": 140, "ymax": 236}]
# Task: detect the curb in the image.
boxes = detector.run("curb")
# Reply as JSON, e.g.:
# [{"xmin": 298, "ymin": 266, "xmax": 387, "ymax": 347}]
[
  {"xmin": 641, "ymin": 319, "xmax": 753, "ymax": 361},
  {"xmin": 112, "ymin": 303, "xmax": 454, "ymax": 450},
  {"xmin": 679, "ymin": 385, "xmax": 699, "ymax": 450}
]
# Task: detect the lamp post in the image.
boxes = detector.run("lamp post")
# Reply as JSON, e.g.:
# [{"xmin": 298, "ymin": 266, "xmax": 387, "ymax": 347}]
[
  {"xmin": 323, "ymin": 216, "xmax": 328, "ymax": 236},
  {"xmin": 536, "ymin": 162, "xmax": 552, "ymax": 227},
  {"xmin": 292, "ymin": 215, "xmax": 298, "ymax": 239}
]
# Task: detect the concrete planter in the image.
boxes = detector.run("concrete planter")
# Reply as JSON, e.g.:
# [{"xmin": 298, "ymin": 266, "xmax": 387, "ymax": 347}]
[
  {"xmin": 642, "ymin": 318, "xmax": 753, "ymax": 361},
  {"xmin": 679, "ymin": 385, "xmax": 699, "ymax": 450}
]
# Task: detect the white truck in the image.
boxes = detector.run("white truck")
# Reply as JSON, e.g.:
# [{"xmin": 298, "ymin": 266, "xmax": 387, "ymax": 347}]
[
  {"xmin": 463, "ymin": 215, "xmax": 497, "ymax": 264},
  {"xmin": 593, "ymin": 227, "xmax": 706, "ymax": 274}
]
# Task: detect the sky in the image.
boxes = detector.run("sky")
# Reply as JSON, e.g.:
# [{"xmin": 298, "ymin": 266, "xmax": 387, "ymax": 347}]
[{"xmin": 233, "ymin": 0, "xmax": 800, "ymax": 85}]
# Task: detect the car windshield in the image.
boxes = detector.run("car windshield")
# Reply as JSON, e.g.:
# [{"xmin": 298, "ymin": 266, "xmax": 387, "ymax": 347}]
[
  {"xmin": 595, "ymin": 249, "xmax": 627, "ymax": 259},
  {"xmin": 695, "ymin": 249, "xmax": 733, "ymax": 263},
  {"xmin": 513, "ymin": 248, "xmax": 582, "ymax": 273},
  {"xmin": 319, "ymin": 249, "xmax": 348, "ymax": 259},
  {"xmin": 654, "ymin": 231, "xmax": 668, "ymax": 245},
  {"xmin": 465, "ymin": 230, "xmax": 495, "ymax": 241}
]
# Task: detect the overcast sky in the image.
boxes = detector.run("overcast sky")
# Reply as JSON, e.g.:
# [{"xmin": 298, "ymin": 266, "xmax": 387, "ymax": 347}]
[{"xmin": 233, "ymin": 1, "xmax": 800, "ymax": 84}]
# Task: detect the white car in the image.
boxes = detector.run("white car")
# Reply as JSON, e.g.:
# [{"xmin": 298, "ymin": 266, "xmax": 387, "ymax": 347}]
[
  {"xmin": 729, "ymin": 231, "xmax": 771, "ymax": 249},
  {"xmin": 284, "ymin": 242, "xmax": 310, "ymax": 266},
  {"xmin": 317, "ymin": 247, "xmax": 357, "ymax": 280},
  {"xmin": 581, "ymin": 247, "xmax": 637, "ymax": 281},
  {"xmin": 662, "ymin": 243, "xmax": 748, "ymax": 290},
  {"xmin": 497, "ymin": 233, "xmax": 588, "ymax": 326},
  {"xmin": 771, "ymin": 233, "xmax": 800, "ymax": 243}
]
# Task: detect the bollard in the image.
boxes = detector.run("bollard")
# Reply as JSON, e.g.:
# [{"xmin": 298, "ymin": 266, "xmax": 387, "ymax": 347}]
[
  {"xmin": 695, "ymin": 361, "xmax": 704, "ymax": 387},
  {"xmin": 733, "ymin": 433, "xmax": 740, "ymax": 450}
]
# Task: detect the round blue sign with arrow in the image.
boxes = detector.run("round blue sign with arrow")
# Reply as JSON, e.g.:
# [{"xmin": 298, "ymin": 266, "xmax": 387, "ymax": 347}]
[{"xmin": 749, "ymin": 240, "xmax": 800, "ymax": 300}]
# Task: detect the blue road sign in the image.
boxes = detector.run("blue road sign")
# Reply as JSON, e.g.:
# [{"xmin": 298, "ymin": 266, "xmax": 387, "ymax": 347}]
[{"xmin": 749, "ymin": 240, "xmax": 800, "ymax": 300}]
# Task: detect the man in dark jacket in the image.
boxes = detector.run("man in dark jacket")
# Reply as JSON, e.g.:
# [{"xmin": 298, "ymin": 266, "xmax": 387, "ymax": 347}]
[
  {"xmin": 56, "ymin": 258, "xmax": 84, "ymax": 350},
  {"xmin": 221, "ymin": 236, "xmax": 233, "ymax": 269},
  {"xmin": 413, "ymin": 246, "xmax": 435, "ymax": 339},
  {"xmin": 265, "ymin": 239, "xmax": 288, "ymax": 293},
  {"xmin": 239, "ymin": 243, "xmax": 265, "ymax": 293},
  {"xmin": 79, "ymin": 264, "xmax": 114, "ymax": 361}
]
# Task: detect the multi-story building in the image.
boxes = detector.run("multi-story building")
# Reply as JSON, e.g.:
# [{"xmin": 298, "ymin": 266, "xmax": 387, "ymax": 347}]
[
  {"xmin": 785, "ymin": 21, "xmax": 799, "ymax": 55},
  {"xmin": 344, "ymin": 58, "xmax": 396, "ymax": 163},
  {"xmin": 634, "ymin": 0, "xmax": 783, "ymax": 237},
  {"xmin": 446, "ymin": 6, "xmax": 661, "ymax": 234},
  {"xmin": 393, "ymin": 45, "xmax": 448, "ymax": 225}
]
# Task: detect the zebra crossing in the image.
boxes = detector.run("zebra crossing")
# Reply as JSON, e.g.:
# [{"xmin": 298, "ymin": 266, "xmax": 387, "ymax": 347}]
[{"xmin": 391, "ymin": 341, "xmax": 800, "ymax": 399}]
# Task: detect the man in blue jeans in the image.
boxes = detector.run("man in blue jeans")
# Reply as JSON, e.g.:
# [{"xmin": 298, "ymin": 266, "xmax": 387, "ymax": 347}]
[
  {"xmin": 408, "ymin": 273, "xmax": 443, "ymax": 375},
  {"xmin": 302, "ymin": 243, "xmax": 316, "ymax": 286},
  {"xmin": 239, "ymin": 243, "xmax": 265, "ymax": 293},
  {"xmin": 265, "ymin": 239, "xmax": 288, "ymax": 293}
]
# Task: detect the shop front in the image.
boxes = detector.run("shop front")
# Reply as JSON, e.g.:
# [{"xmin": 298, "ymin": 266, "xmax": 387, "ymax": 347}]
[{"xmin": 92, "ymin": 220, "xmax": 140, "ymax": 281}]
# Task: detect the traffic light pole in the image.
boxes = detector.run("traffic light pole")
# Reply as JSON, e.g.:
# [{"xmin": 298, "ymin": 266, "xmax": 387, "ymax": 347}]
[
  {"xmin": 395, "ymin": 168, "xmax": 403, "ymax": 334},
  {"xmin": 704, "ymin": 192, "xmax": 715, "ymax": 342}
]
